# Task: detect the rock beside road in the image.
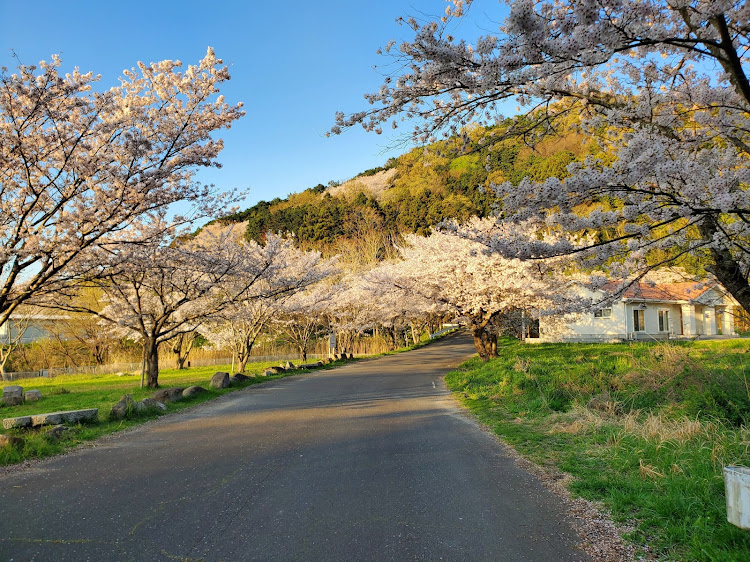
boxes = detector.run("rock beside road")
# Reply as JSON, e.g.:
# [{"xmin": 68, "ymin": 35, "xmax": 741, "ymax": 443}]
[
  {"xmin": 45, "ymin": 425, "xmax": 70, "ymax": 441},
  {"xmin": 209, "ymin": 372, "xmax": 230, "ymax": 389},
  {"xmin": 0, "ymin": 434, "xmax": 25, "ymax": 448},
  {"xmin": 229, "ymin": 374, "xmax": 251, "ymax": 385},
  {"xmin": 151, "ymin": 388, "xmax": 185, "ymax": 404},
  {"xmin": 135, "ymin": 398, "xmax": 167, "ymax": 413},
  {"xmin": 110, "ymin": 394, "xmax": 136, "ymax": 420},
  {"xmin": 183, "ymin": 386, "xmax": 207, "ymax": 398}
]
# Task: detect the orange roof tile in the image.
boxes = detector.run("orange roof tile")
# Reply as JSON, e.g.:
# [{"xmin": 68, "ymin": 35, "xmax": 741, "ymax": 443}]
[{"xmin": 602, "ymin": 281, "xmax": 713, "ymax": 302}]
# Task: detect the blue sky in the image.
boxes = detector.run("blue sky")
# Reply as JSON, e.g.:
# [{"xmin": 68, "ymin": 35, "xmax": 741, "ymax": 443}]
[{"xmin": 0, "ymin": 0, "xmax": 507, "ymax": 212}]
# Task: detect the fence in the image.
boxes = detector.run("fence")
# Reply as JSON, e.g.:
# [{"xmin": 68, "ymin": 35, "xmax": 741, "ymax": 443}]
[{"xmin": 1, "ymin": 352, "xmax": 325, "ymax": 381}]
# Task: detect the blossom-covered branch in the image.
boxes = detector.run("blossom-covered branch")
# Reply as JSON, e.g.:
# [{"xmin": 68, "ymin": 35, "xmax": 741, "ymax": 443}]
[
  {"xmin": 0, "ymin": 48, "xmax": 244, "ymax": 328},
  {"xmin": 334, "ymin": 1, "xmax": 750, "ymax": 312}
]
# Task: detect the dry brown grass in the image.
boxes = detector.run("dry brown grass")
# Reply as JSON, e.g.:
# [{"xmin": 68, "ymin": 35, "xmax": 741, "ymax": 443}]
[
  {"xmin": 621, "ymin": 343, "xmax": 698, "ymax": 391},
  {"xmin": 622, "ymin": 412, "xmax": 711, "ymax": 444},
  {"xmin": 327, "ymin": 169, "xmax": 397, "ymax": 201},
  {"xmin": 548, "ymin": 402, "xmax": 721, "ymax": 447},
  {"xmin": 549, "ymin": 404, "xmax": 609, "ymax": 434},
  {"xmin": 513, "ymin": 356, "xmax": 530, "ymax": 373},
  {"xmin": 639, "ymin": 459, "xmax": 665, "ymax": 479}
]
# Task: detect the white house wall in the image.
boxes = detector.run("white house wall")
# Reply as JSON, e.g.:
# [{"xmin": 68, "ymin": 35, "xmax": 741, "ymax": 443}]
[
  {"xmin": 537, "ymin": 292, "xmax": 629, "ymax": 341},
  {"xmin": 567, "ymin": 302, "xmax": 628, "ymax": 338}
]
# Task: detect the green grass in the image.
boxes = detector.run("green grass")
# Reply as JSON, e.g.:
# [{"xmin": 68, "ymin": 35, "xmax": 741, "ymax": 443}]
[{"xmin": 445, "ymin": 337, "xmax": 750, "ymax": 561}]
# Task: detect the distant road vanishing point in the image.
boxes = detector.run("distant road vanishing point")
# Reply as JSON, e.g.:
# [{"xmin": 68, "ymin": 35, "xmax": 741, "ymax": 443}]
[{"xmin": 0, "ymin": 332, "xmax": 588, "ymax": 561}]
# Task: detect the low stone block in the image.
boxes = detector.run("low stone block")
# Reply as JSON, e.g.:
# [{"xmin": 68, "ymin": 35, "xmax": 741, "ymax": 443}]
[
  {"xmin": 2, "ymin": 416, "xmax": 32, "ymax": 429},
  {"xmin": 151, "ymin": 388, "xmax": 185, "ymax": 404},
  {"xmin": 0, "ymin": 434, "xmax": 25, "ymax": 448},
  {"xmin": 268, "ymin": 366, "xmax": 285, "ymax": 374},
  {"xmin": 31, "ymin": 412, "xmax": 61, "ymax": 426},
  {"xmin": 28, "ymin": 409, "xmax": 98, "ymax": 427},
  {"xmin": 61, "ymin": 409, "xmax": 99, "ymax": 425},
  {"xmin": 284, "ymin": 361, "xmax": 295, "ymax": 370},
  {"xmin": 315, "ymin": 361, "xmax": 324, "ymax": 367},
  {"xmin": 229, "ymin": 374, "xmax": 251, "ymax": 385},
  {"xmin": 262, "ymin": 369, "xmax": 274, "ymax": 376},
  {"xmin": 24, "ymin": 389, "xmax": 42, "ymax": 402},
  {"xmin": 209, "ymin": 372, "xmax": 230, "ymax": 389},
  {"xmin": 2, "ymin": 386, "xmax": 23, "ymax": 407}
]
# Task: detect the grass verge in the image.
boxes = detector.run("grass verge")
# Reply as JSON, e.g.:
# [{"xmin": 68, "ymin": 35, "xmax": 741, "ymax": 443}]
[{"xmin": 445, "ymin": 337, "xmax": 750, "ymax": 561}]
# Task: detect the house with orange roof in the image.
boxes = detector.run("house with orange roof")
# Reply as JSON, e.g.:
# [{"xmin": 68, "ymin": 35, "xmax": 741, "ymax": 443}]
[{"xmin": 534, "ymin": 280, "xmax": 739, "ymax": 342}]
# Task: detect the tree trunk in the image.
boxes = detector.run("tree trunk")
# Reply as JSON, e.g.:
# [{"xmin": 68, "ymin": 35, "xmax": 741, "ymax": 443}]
[
  {"xmin": 237, "ymin": 356, "xmax": 249, "ymax": 373},
  {"xmin": 171, "ymin": 332, "xmax": 195, "ymax": 370},
  {"xmin": 471, "ymin": 321, "xmax": 489, "ymax": 361},
  {"xmin": 471, "ymin": 312, "xmax": 499, "ymax": 361},
  {"xmin": 92, "ymin": 343, "xmax": 107, "ymax": 365},
  {"xmin": 299, "ymin": 345, "xmax": 307, "ymax": 363},
  {"xmin": 382, "ymin": 327, "xmax": 396, "ymax": 350},
  {"xmin": 236, "ymin": 343, "xmax": 250, "ymax": 374},
  {"xmin": 699, "ymin": 219, "xmax": 750, "ymax": 314},
  {"xmin": 482, "ymin": 329, "xmax": 498, "ymax": 358},
  {"xmin": 0, "ymin": 349, "xmax": 9, "ymax": 381},
  {"xmin": 144, "ymin": 337, "xmax": 160, "ymax": 388}
]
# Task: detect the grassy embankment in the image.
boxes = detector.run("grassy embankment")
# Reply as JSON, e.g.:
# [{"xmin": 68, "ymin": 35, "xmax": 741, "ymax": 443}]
[{"xmin": 445, "ymin": 337, "xmax": 750, "ymax": 561}]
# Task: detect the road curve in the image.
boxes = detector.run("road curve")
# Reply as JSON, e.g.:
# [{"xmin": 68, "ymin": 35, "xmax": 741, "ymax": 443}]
[{"xmin": 0, "ymin": 332, "xmax": 588, "ymax": 561}]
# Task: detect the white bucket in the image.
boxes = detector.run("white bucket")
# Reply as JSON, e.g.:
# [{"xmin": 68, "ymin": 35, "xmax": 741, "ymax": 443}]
[{"xmin": 724, "ymin": 466, "xmax": 750, "ymax": 530}]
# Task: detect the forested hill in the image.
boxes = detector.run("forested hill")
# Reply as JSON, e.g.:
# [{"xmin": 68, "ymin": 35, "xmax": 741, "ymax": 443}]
[{"xmin": 220, "ymin": 118, "xmax": 598, "ymax": 253}]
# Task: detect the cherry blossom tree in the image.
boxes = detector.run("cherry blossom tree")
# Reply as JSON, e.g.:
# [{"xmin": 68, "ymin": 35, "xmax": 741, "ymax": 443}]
[
  {"xmin": 361, "ymin": 270, "xmax": 444, "ymax": 350},
  {"xmin": 368, "ymin": 220, "xmax": 585, "ymax": 359},
  {"xmin": 205, "ymin": 296, "xmax": 279, "ymax": 373},
  {"xmin": 0, "ymin": 48, "xmax": 243, "ymax": 330},
  {"xmin": 53, "ymin": 225, "xmax": 295, "ymax": 388},
  {"xmin": 325, "ymin": 276, "xmax": 383, "ymax": 355},
  {"xmin": 272, "ymin": 283, "xmax": 336, "ymax": 362},
  {"xmin": 170, "ymin": 331, "xmax": 197, "ymax": 370},
  {"xmin": 333, "ymin": 1, "xmax": 750, "ymax": 311},
  {"xmin": 203, "ymin": 237, "xmax": 337, "ymax": 373}
]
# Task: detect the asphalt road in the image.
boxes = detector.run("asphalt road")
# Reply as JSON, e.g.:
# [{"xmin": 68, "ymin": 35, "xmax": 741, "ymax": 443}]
[{"xmin": 0, "ymin": 332, "xmax": 588, "ymax": 561}]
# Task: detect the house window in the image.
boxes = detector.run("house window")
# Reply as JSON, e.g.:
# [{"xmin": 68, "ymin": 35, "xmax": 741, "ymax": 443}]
[
  {"xmin": 633, "ymin": 309, "xmax": 645, "ymax": 332},
  {"xmin": 658, "ymin": 310, "xmax": 670, "ymax": 332},
  {"xmin": 594, "ymin": 308, "xmax": 612, "ymax": 318}
]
